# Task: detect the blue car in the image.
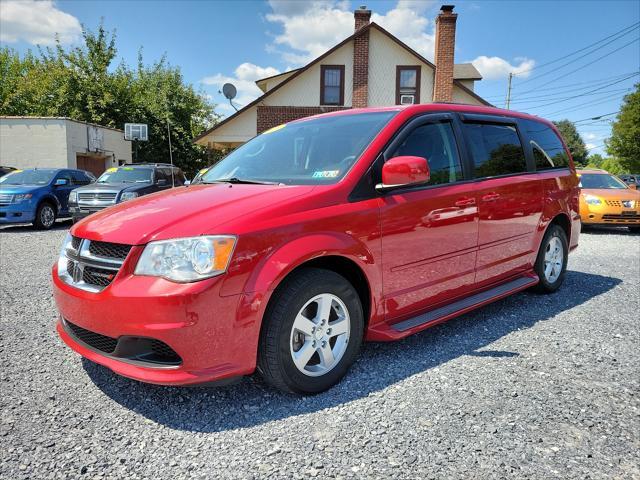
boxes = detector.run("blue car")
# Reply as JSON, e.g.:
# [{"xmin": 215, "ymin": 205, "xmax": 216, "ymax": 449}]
[{"xmin": 0, "ymin": 168, "xmax": 95, "ymax": 229}]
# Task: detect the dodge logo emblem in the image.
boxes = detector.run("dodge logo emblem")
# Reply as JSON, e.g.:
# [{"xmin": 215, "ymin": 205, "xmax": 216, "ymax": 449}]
[{"xmin": 622, "ymin": 200, "xmax": 632, "ymax": 208}]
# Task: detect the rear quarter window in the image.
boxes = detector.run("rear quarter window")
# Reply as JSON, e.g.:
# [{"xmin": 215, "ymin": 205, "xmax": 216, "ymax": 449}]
[
  {"xmin": 463, "ymin": 122, "xmax": 527, "ymax": 178},
  {"xmin": 522, "ymin": 119, "xmax": 570, "ymax": 170}
]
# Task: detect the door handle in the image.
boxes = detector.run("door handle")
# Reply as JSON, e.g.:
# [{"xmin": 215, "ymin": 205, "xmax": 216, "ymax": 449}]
[
  {"xmin": 481, "ymin": 192, "xmax": 501, "ymax": 202},
  {"xmin": 455, "ymin": 197, "xmax": 476, "ymax": 207}
]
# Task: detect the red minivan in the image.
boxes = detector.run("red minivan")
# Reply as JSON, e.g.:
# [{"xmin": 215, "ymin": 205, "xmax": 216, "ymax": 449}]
[{"xmin": 53, "ymin": 104, "xmax": 580, "ymax": 394}]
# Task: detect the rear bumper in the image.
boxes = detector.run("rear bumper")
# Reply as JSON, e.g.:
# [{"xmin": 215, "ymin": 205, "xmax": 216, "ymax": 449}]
[{"xmin": 52, "ymin": 264, "xmax": 262, "ymax": 385}]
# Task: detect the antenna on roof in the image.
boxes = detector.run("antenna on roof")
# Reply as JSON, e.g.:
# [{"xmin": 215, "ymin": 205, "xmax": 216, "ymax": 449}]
[{"xmin": 221, "ymin": 83, "xmax": 238, "ymax": 112}]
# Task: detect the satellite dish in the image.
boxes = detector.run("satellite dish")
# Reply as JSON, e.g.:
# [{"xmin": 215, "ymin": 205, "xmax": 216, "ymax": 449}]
[{"xmin": 222, "ymin": 83, "xmax": 237, "ymax": 100}]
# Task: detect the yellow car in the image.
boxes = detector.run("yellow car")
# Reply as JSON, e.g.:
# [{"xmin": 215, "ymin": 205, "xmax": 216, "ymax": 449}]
[{"xmin": 578, "ymin": 169, "xmax": 640, "ymax": 232}]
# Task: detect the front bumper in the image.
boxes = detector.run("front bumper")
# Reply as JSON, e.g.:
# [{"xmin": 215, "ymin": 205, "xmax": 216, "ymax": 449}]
[
  {"xmin": 580, "ymin": 205, "xmax": 640, "ymax": 226},
  {"xmin": 0, "ymin": 202, "xmax": 36, "ymax": 224},
  {"xmin": 70, "ymin": 205, "xmax": 105, "ymax": 221},
  {"xmin": 52, "ymin": 263, "xmax": 260, "ymax": 385}
]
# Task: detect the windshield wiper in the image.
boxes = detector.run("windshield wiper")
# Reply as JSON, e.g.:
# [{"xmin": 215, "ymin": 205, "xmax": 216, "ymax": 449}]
[{"xmin": 204, "ymin": 177, "xmax": 281, "ymax": 185}]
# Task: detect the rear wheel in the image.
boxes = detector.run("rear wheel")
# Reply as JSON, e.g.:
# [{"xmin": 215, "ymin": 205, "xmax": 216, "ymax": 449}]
[
  {"xmin": 33, "ymin": 202, "xmax": 56, "ymax": 230},
  {"xmin": 532, "ymin": 224, "xmax": 568, "ymax": 293},
  {"xmin": 257, "ymin": 268, "xmax": 364, "ymax": 394}
]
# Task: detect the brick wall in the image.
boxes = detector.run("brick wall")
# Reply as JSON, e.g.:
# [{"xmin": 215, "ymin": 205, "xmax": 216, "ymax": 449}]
[
  {"xmin": 256, "ymin": 106, "xmax": 349, "ymax": 133},
  {"xmin": 432, "ymin": 7, "xmax": 457, "ymax": 103},
  {"xmin": 352, "ymin": 26, "xmax": 370, "ymax": 108}
]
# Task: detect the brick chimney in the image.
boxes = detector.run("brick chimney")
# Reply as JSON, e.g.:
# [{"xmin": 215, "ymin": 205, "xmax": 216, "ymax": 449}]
[
  {"xmin": 432, "ymin": 5, "xmax": 457, "ymax": 103},
  {"xmin": 352, "ymin": 6, "xmax": 371, "ymax": 108}
]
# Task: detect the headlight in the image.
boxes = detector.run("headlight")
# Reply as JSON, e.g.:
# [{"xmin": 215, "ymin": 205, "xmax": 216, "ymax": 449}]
[
  {"xmin": 68, "ymin": 191, "xmax": 77, "ymax": 203},
  {"xmin": 584, "ymin": 195, "xmax": 602, "ymax": 205},
  {"xmin": 119, "ymin": 191, "xmax": 139, "ymax": 202},
  {"xmin": 14, "ymin": 193, "xmax": 32, "ymax": 202},
  {"xmin": 134, "ymin": 236, "xmax": 236, "ymax": 282}
]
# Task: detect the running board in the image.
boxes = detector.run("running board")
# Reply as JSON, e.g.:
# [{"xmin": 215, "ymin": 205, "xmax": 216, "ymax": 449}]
[{"xmin": 391, "ymin": 275, "xmax": 538, "ymax": 332}]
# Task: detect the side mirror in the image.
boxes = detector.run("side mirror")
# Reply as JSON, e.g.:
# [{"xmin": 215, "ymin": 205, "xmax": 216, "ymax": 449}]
[
  {"xmin": 183, "ymin": 180, "xmax": 191, "ymax": 186},
  {"xmin": 54, "ymin": 178, "xmax": 69, "ymax": 186},
  {"xmin": 376, "ymin": 156, "xmax": 430, "ymax": 192},
  {"xmin": 156, "ymin": 179, "xmax": 168, "ymax": 186}
]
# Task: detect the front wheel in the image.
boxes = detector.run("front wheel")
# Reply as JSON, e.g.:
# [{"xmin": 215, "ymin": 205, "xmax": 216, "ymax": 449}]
[
  {"xmin": 532, "ymin": 224, "xmax": 568, "ymax": 293},
  {"xmin": 257, "ymin": 268, "xmax": 364, "ymax": 394},
  {"xmin": 33, "ymin": 202, "xmax": 56, "ymax": 230}
]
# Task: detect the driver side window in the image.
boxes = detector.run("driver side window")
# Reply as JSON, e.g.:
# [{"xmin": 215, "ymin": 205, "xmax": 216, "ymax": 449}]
[{"xmin": 390, "ymin": 122, "xmax": 463, "ymax": 186}]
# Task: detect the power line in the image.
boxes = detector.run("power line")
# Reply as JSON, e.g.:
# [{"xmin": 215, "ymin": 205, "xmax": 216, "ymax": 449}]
[
  {"xmin": 510, "ymin": 74, "xmax": 638, "ymax": 109},
  {"xmin": 538, "ymin": 91, "xmax": 632, "ymax": 118},
  {"xmin": 513, "ymin": 24, "xmax": 639, "ymax": 87},
  {"xmin": 516, "ymin": 37, "xmax": 639, "ymax": 94},
  {"xmin": 512, "ymin": 21, "xmax": 639, "ymax": 78},
  {"xmin": 482, "ymin": 72, "xmax": 639, "ymax": 100},
  {"xmin": 572, "ymin": 111, "xmax": 620, "ymax": 123},
  {"xmin": 510, "ymin": 86, "xmax": 632, "ymax": 106}
]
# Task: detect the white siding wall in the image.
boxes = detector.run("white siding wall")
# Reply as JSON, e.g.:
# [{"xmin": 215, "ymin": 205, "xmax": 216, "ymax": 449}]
[
  {"xmin": 452, "ymin": 84, "xmax": 484, "ymax": 105},
  {"xmin": 65, "ymin": 120, "xmax": 131, "ymax": 169},
  {"xmin": 0, "ymin": 118, "xmax": 131, "ymax": 170},
  {"xmin": 367, "ymin": 28, "xmax": 435, "ymax": 106},
  {"xmin": 265, "ymin": 42, "xmax": 354, "ymax": 107},
  {"xmin": 205, "ymin": 107, "xmax": 258, "ymax": 147},
  {"xmin": 0, "ymin": 118, "xmax": 68, "ymax": 169}
]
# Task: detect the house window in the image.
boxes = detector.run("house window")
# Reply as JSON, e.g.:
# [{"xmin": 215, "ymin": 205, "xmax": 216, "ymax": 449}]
[
  {"xmin": 396, "ymin": 66, "xmax": 421, "ymax": 105},
  {"xmin": 320, "ymin": 65, "xmax": 345, "ymax": 106}
]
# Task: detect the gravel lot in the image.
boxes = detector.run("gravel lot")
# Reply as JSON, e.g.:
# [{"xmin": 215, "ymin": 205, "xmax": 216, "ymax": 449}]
[{"xmin": 1, "ymin": 221, "xmax": 638, "ymax": 479}]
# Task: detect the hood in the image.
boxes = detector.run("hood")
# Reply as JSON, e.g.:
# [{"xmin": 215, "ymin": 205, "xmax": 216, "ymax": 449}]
[
  {"xmin": 72, "ymin": 183, "xmax": 316, "ymax": 245},
  {"xmin": 580, "ymin": 188, "xmax": 640, "ymax": 200},
  {"xmin": 74, "ymin": 182, "xmax": 146, "ymax": 193},
  {"xmin": 0, "ymin": 184, "xmax": 47, "ymax": 195}
]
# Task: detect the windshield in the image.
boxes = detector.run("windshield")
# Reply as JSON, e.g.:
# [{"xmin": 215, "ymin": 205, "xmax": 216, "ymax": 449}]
[
  {"xmin": 0, "ymin": 169, "xmax": 56, "ymax": 185},
  {"xmin": 97, "ymin": 167, "xmax": 153, "ymax": 184},
  {"xmin": 579, "ymin": 173, "xmax": 629, "ymax": 189},
  {"xmin": 202, "ymin": 111, "xmax": 396, "ymax": 185}
]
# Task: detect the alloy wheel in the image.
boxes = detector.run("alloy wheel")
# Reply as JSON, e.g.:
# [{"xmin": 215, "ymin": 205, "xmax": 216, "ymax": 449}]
[
  {"xmin": 289, "ymin": 293, "xmax": 350, "ymax": 377},
  {"xmin": 41, "ymin": 205, "xmax": 55, "ymax": 228},
  {"xmin": 543, "ymin": 236, "xmax": 563, "ymax": 283}
]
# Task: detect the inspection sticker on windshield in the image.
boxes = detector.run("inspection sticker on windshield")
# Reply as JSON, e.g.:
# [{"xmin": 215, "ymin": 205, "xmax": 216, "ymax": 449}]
[{"xmin": 312, "ymin": 170, "xmax": 340, "ymax": 179}]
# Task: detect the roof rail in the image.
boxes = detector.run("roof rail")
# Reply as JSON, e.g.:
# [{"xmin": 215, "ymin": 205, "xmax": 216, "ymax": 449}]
[{"xmin": 130, "ymin": 162, "xmax": 177, "ymax": 167}]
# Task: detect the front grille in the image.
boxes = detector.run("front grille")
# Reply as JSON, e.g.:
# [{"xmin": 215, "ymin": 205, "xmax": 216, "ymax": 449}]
[
  {"xmin": 78, "ymin": 192, "xmax": 117, "ymax": 202},
  {"xmin": 71, "ymin": 236, "xmax": 82, "ymax": 250},
  {"xmin": 89, "ymin": 241, "xmax": 131, "ymax": 260},
  {"xmin": 150, "ymin": 340, "xmax": 182, "ymax": 363},
  {"xmin": 65, "ymin": 320, "xmax": 118, "ymax": 354},
  {"xmin": 60, "ymin": 237, "xmax": 131, "ymax": 292},
  {"xmin": 0, "ymin": 193, "xmax": 13, "ymax": 206},
  {"xmin": 63, "ymin": 319, "xmax": 182, "ymax": 366},
  {"xmin": 83, "ymin": 266, "xmax": 116, "ymax": 287},
  {"xmin": 602, "ymin": 213, "xmax": 640, "ymax": 222}
]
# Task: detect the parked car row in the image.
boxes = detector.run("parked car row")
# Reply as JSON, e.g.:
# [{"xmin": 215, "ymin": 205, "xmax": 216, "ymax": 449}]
[{"xmin": 0, "ymin": 163, "xmax": 186, "ymax": 229}]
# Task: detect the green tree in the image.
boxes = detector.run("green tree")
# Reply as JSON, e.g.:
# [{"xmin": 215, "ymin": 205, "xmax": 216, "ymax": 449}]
[
  {"xmin": 600, "ymin": 157, "xmax": 626, "ymax": 175},
  {"xmin": 0, "ymin": 23, "xmax": 218, "ymax": 176},
  {"xmin": 585, "ymin": 153, "xmax": 604, "ymax": 169},
  {"xmin": 606, "ymin": 83, "xmax": 640, "ymax": 173},
  {"xmin": 553, "ymin": 120, "xmax": 587, "ymax": 167}
]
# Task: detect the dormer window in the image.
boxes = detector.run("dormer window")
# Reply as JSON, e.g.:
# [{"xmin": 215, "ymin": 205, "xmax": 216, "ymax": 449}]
[
  {"xmin": 396, "ymin": 66, "xmax": 421, "ymax": 105},
  {"xmin": 320, "ymin": 65, "xmax": 345, "ymax": 106}
]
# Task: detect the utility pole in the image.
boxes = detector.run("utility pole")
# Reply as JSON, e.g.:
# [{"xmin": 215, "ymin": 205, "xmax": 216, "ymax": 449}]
[
  {"xmin": 166, "ymin": 112, "xmax": 175, "ymax": 187},
  {"xmin": 505, "ymin": 72, "xmax": 513, "ymax": 110}
]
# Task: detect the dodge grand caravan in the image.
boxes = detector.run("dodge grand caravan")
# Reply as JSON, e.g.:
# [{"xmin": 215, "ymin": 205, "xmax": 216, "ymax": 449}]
[{"xmin": 53, "ymin": 104, "xmax": 580, "ymax": 394}]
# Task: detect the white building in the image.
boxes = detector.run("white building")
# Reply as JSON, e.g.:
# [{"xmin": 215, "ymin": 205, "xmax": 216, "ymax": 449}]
[
  {"xmin": 195, "ymin": 5, "xmax": 489, "ymax": 150},
  {"xmin": 0, "ymin": 117, "xmax": 132, "ymax": 177}
]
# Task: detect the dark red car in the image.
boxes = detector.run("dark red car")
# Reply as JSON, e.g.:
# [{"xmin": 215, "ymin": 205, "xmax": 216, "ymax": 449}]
[{"xmin": 53, "ymin": 104, "xmax": 580, "ymax": 394}]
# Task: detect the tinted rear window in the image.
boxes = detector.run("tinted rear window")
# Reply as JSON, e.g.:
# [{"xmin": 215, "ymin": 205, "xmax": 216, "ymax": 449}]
[
  {"xmin": 463, "ymin": 123, "xmax": 527, "ymax": 178},
  {"xmin": 522, "ymin": 119, "xmax": 569, "ymax": 170}
]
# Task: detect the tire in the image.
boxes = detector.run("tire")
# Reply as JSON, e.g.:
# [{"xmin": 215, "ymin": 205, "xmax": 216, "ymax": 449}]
[
  {"xmin": 532, "ymin": 224, "xmax": 568, "ymax": 294},
  {"xmin": 629, "ymin": 226, "xmax": 640, "ymax": 233},
  {"xmin": 33, "ymin": 202, "xmax": 57, "ymax": 230},
  {"xmin": 257, "ymin": 268, "xmax": 364, "ymax": 394}
]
